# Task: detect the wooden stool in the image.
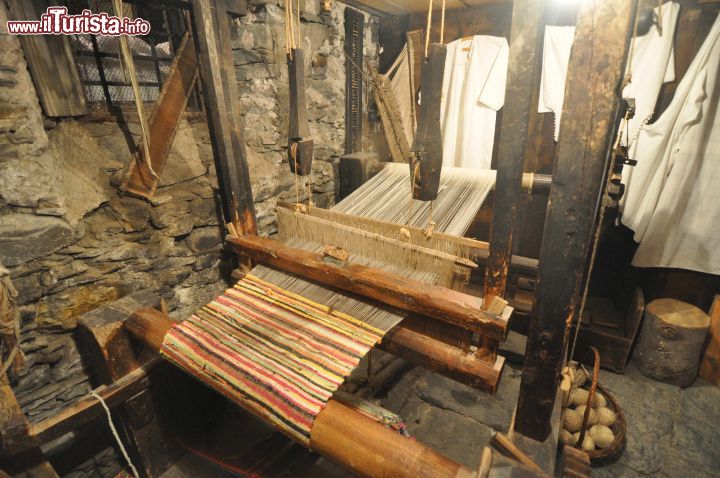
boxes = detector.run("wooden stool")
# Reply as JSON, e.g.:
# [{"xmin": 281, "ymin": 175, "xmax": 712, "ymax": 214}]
[{"xmin": 633, "ymin": 298, "xmax": 710, "ymax": 387}]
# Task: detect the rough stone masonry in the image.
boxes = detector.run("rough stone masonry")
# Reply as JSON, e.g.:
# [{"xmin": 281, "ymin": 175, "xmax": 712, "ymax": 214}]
[{"xmin": 0, "ymin": 1, "xmax": 381, "ymax": 476}]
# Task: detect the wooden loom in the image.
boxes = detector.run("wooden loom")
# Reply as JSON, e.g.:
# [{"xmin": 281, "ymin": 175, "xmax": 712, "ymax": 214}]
[{"xmin": 0, "ymin": 0, "xmax": 640, "ymax": 476}]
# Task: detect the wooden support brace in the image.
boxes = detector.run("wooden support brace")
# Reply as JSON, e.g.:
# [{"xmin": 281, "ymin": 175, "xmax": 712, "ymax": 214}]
[
  {"xmin": 483, "ymin": 0, "xmax": 545, "ymax": 306},
  {"xmin": 77, "ymin": 290, "xmax": 178, "ymax": 477},
  {"xmin": 514, "ymin": 0, "xmax": 636, "ymax": 441},
  {"xmin": 192, "ymin": 0, "xmax": 257, "ymax": 233},
  {"xmin": 2, "ymin": 359, "xmax": 161, "ymax": 457},
  {"xmin": 0, "ymin": 375, "xmax": 58, "ymax": 477},
  {"xmin": 227, "ymin": 234, "xmax": 510, "ymax": 340},
  {"xmin": 125, "ymin": 310, "xmax": 476, "ymax": 478},
  {"xmin": 380, "ymin": 324, "xmax": 504, "ymax": 393},
  {"xmin": 122, "ymin": 32, "xmax": 199, "ymax": 199}
]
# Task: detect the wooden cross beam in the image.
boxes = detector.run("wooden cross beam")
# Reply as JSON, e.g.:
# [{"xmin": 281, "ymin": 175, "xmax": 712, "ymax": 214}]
[{"xmin": 227, "ymin": 234, "xmax": 511, "ymax": 340}]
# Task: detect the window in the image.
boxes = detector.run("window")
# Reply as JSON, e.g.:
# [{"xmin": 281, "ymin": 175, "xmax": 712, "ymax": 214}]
[{"xmin": 65, "ymin": 0, "xmax": 200, "ymax": 109}]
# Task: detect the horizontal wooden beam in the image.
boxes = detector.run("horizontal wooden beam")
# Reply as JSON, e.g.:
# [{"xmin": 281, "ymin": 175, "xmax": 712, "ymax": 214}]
[
  {"xmin": 2, "ymin": 359, "xmax": 161, "ymax": 457},
  {"xmin": 28, "ymin": 359, "xmax": 160, "ymax": 448},
  {"xmin": 125, "ymin": 310, "xmax": 475, "ymax": 478},
  {"xmin": 380, "ymin": 325, "xmax": 504, "ymax": 393},
  {"xmin": 277, "ymin": 202, "xmax": 539, "ymax": 277},
  {"xmin": 227, "ymin": 234, "xmax": 509, "ymax": 340}
]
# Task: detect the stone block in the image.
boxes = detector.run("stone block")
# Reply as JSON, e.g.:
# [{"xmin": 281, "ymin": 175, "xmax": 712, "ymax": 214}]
[
  {"xmin": 184, "ymin": 226, "xmax": 223, "ymax": 253},
  {"xmin": 0, "ymin": 214, "xmax": 75, "ymax": 265}
]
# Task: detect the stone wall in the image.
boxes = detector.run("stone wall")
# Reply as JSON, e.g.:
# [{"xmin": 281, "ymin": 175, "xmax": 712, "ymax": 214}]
[
  {"xmin": 0, "ymin": 0, "xmax": 380, "ymax": 476},
  {"xmin": 234, "ymin": 0, "xmax": 381, "ymax": 234}
]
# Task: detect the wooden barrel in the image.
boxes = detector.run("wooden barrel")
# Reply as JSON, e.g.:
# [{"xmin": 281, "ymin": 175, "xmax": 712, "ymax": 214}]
[{"xmin": 633, "ymin": 299, "xmax": 710, "ymax": 387}]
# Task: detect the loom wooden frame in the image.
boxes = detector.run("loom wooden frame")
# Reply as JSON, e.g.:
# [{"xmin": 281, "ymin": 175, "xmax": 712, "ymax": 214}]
[{"xmin": 0, "ymin": 0, "xmax": 638, "ymax": 475}]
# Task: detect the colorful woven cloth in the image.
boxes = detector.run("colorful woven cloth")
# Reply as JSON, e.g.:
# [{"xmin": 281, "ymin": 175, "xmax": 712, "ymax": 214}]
[{"xmin": 160, "ymin": 274, "xmax": 385, "ymax": 446}]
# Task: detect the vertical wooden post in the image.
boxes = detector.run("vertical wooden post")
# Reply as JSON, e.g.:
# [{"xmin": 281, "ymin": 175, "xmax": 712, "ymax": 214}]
[
  {"xmin": 514, "ymin": 0, "xmax": 636, "ymax": 441},
  {"xmin": 483, "ymin": 0, "xmax": 544, "ymax": 305},
  {"xmin": 192, "ymin": 0, "xmax": 257, "ymax": 234},
  {"xmin": 0, "ymin": 375, "xmax": 58, "ymax": 477}
]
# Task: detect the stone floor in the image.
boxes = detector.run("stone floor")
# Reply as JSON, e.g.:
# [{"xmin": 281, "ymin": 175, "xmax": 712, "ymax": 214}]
[{"xmin": 162, "ymin": 357, "xmax": 720, "ymax": 477}]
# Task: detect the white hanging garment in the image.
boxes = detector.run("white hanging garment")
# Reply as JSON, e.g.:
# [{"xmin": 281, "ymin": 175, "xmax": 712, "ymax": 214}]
[
  {"xmin": 622, "ymin": 1, "xmax": 680, "ymax": 152},
  {"xmin": 537, "ymin": 2, "xmax": 679, "ymax": 143},
  {"xmin": 440, "ymin": 35, "xmax": 509, "ymax": 170},
  {"xmin": 622, "ymin": 13, "xmax": 720, "ymax": 274},
  {"xmin": 537, "ymin": 26, "xmax": 575, "ymax": 141}
]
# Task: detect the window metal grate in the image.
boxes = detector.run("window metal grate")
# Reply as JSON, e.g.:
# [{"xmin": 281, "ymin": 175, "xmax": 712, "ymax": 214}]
[{"xmin": 65, "ymin": 0, "xmax": 199, "ymax": 109}]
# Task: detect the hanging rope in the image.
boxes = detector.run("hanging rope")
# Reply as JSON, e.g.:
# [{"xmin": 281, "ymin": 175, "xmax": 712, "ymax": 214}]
[
  {"xmin": 439, "ymin": 0, "xmax": 446, "ymax": 44},
  {"xmin": 0, "ymin": 267, "xmax": 23, "ymax": 377},
  {"xmin": 91, "ymin": 390, "xmax": 140, "ymax": 478},
  {"xmin": 112, "ymin": 0, "xmax": 158, "ymax": 180},
  {"xmin": 423, "ymin": 0, "xmax": 433, "ymax": 59}
]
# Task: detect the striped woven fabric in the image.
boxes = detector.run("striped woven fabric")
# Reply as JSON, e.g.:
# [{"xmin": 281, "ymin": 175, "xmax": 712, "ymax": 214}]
[{"xmin": 160, "ymin": 274, "xmax": 385, "ymax": 446}]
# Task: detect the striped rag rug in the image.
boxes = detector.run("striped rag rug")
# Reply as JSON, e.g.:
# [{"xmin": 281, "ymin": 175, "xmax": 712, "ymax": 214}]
[{"xmin": 160, "ymin": 274, "xmax": 385, "ymax": 446}]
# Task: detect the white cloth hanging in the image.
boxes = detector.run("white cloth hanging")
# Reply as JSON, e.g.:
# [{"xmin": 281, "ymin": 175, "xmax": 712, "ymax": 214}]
[
  {"xmin": 440, "ymin": 35, "xmax": 509, "ymax": 170},
  {"xmin": 622, "ymin": 13, "xmax": 720, "ymax": 274},
  {"xmin": 537, "ymin": 2, "xmax": 679, "ymax": 143},
  {"xmin": 622, "ymin": 1, "xmax": 679, "ymax": 152},
  {"xmin": 537, "ymin": 26, "xmax": 575, "ymax": 141}
]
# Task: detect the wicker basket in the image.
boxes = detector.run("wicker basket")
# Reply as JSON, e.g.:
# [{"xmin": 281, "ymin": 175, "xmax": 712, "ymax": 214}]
[
  {"xmin": 564, "ymin": 347, "xmax": 627, "ymax": 466},
  {"xmin": 581, "ymin": 382, "xmax": 626, "ymax": 465}
]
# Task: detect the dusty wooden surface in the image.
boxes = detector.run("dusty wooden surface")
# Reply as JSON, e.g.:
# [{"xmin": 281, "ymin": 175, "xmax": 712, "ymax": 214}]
[
  {"xmin": 192, "ymin": 0, "xmax": 257, "ymax": 233},
  {"xmin": 410, "ymin": 43, "xmax": 445, "ymax": 201}
]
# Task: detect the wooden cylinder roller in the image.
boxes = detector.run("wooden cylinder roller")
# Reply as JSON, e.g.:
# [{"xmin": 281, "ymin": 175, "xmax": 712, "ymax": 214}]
[
  {"xmin": 633, "ymin": 298, "xmax": 710, "ymax": 387},
  {"xmin": 125, "ymin": 309, "xmax": 474, "ymax": 478}
]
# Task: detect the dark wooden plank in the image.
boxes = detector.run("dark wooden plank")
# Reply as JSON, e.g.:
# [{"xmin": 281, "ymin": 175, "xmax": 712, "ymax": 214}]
[
  {"xmin": 345, "ymin": 7, "xmax": 365, "ymax": 154},
  {"xmin": 122, "ymin": 32, "xmax": 199, "ymax": 199},
  {"xmin": 227, "ymin": 234, "xmax": 510, "ymax": 339},
  {"xmin": 514, "ymin": 0, "xmax": 636, "ymax": 441},
  {"xmin": 192, "ymin": 0, "xmax": 257, "ymax": 233},
  {"xmin": 6, "ymin": 0, "xmax": 87, "ymax": 117},
  {"xmin": 287, "ymin": 48, "xmax": 314, "ymax": 176},
  {"xmin": 410, "ymin": 43, "xmax": 446, "ymax": 201},
  {"xmin": 27, "ymin": 359, "xmax": 160, "ymax": 449},
  {"xmin": 483, "ymin": 0, "xmax": 545, "ymax": 306},
  {"xmin": 0, "ymin": 375, "xmax": 57, "ymax": 476}
]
